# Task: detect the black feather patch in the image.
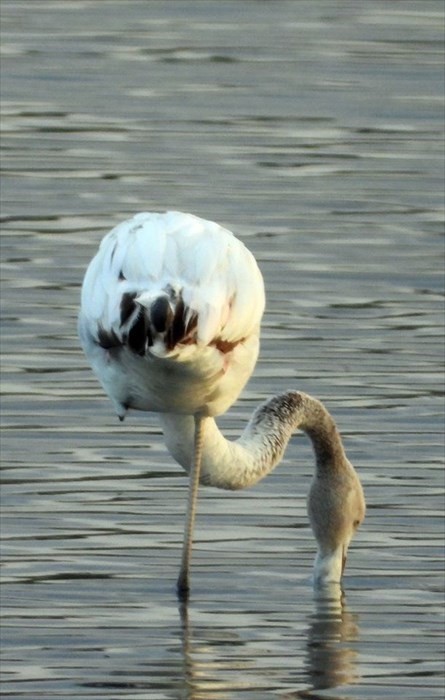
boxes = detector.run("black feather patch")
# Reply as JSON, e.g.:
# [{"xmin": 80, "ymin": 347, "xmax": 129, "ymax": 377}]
[
  {"xmin": 150, "ymin": 296, "xmax": 173, "ymax": 333},
  {"xmin": 97, "ymin": 326, "xmax": 121, "ymax": 349},
  {"xmin": 166, "ymin": 297, "xmax": 186, "ymax": 350},
  {"xmin": 128, "ymin": 309, "xmax": 148, "ymax": 356},
  {"xmin": 120, "ymin": 292, "xmax": 137, "ymax": 326}
]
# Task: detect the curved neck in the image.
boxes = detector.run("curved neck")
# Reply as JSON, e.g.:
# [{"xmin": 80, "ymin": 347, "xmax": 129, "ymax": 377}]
[{"xmin": 159, "ymin": 392, "xmax": 348, "ymax": 491}]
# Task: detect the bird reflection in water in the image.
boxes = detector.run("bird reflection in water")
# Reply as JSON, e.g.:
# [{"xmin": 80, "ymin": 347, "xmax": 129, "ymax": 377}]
[
  {"xmin": 303, "ymin": 584, "xmax": 361, "ymax": 696},
  {"xmin": 178, "ymin": 600, "xmax": 252, "ymax": 700},
  {"xmin": 177, "ymin": 584, "xmax": 361, "ymax": 699}
]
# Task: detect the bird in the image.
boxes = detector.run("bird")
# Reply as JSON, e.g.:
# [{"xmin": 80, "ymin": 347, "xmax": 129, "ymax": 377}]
[{"xmin": 78, "ymin": 210, "xmax": 365, "ymax": 597}]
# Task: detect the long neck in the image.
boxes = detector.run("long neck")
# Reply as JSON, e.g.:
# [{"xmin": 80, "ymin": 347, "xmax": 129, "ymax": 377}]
[{"xmin": 159, "ymin": 391, "xmax": 348, "ymax": 491}]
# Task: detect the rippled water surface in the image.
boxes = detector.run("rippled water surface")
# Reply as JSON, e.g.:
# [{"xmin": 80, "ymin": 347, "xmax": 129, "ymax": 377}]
[{"xmin": 1, "ymin": 1, "xmax": 444, "ymax": 698}]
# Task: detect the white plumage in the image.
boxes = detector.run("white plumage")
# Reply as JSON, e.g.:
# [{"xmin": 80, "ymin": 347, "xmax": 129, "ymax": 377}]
[
  {"xmin": 79, "ymin": 211, "xmax": 265, "ymax": 419},
  {"xmin": 79, "ymin": 211, "xmax": 365, "ymax": 597}
]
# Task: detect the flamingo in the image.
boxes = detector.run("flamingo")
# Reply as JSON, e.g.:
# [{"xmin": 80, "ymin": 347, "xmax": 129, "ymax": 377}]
[{"xmin": 78, "ymin": 211, "xmax": 365, "ymax": 597}]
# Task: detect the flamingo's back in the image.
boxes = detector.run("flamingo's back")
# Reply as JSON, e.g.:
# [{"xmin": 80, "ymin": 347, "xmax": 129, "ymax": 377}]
[{"xmin": 79, "ymin": 212, "xmax": 265, "ymax": 418}]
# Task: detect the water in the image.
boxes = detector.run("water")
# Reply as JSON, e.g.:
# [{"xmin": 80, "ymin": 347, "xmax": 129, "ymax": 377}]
[{"xmin": 1, "ymin": 1, "xmax": 444, "ymax": 698}]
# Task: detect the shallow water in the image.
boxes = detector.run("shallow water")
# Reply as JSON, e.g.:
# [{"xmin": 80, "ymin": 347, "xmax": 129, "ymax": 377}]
[{"xmin": 1, "ymin": 1, "xmax": 444, "ymax": 698}]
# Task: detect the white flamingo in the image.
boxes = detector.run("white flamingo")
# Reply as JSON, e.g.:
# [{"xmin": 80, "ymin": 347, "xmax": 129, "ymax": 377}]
[{"xmin": 78, "ymin": 211, "xmax": 365, "ymax": 597}]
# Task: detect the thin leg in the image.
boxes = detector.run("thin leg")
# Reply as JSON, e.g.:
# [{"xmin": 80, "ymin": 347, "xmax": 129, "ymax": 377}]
[
  {"xmin": 177, "ymin": 414, "xmax": 205, "ymax": 599},
  {"xmin": 341, "ymin": 547, "xmax": 347, "ymax": 577}
]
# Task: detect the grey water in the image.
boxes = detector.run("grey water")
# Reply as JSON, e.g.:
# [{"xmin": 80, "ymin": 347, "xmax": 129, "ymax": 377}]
[{"xmin": 1, "ymin": 1, "xmax": 444, "ymax": 698}]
